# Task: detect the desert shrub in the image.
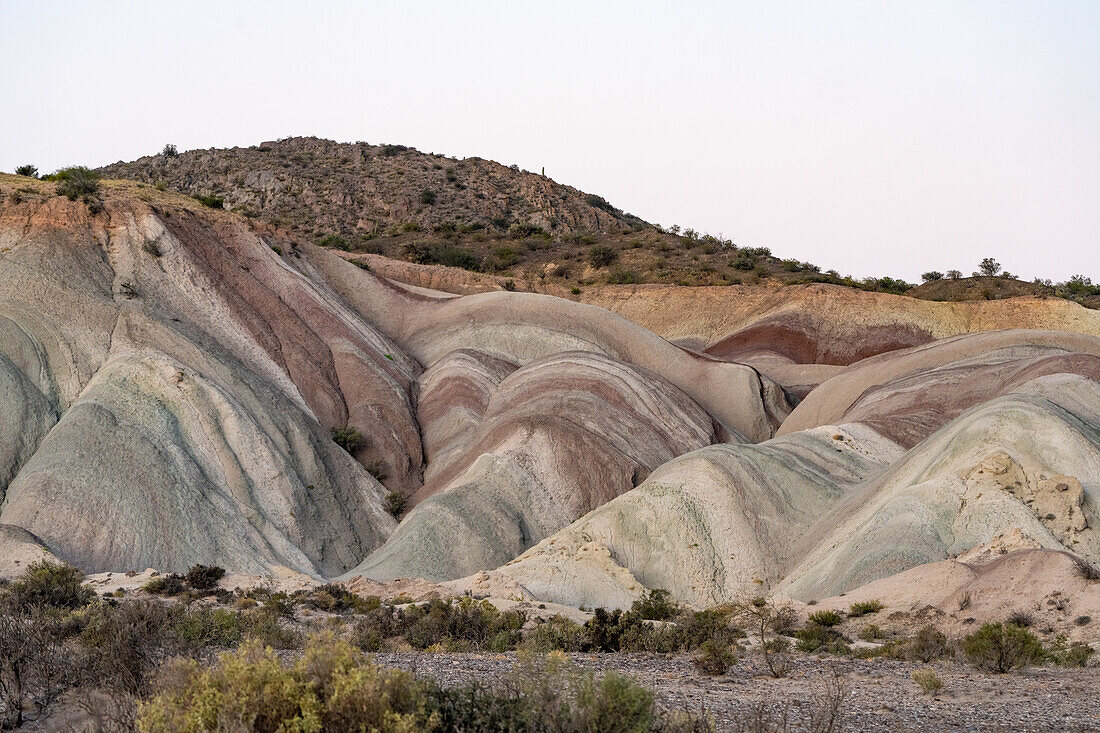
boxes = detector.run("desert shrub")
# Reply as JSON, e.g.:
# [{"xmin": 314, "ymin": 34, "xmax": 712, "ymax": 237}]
[
  {"xmin": 617, "ymin": 621, "xmax": 683, "ymax": 654},
  {"xmin": 507, "ymin": 222, "xmax": 549, "ymax": 239},
  {"xmin": 631, "ymin": 588, "xmax": 681, "ymax": 621},
  {"xmin": 304, "ymin": 584, "xmax": 379, "ymax": 614},
  {"xmin": 737, "ymin": 597, "xmax": 793, "ymax": 678},
  {"xmin": 331, "ymin": 426, "xmax": 363, "ymax": 453},
  {"xmin": 962, "ymin": 622, "xmax": 1044, "ymax": 673},
  {"xmin": 419, "ymin": 188, "xmax": 437, "ymax": 205},
  {"xmin": 402, "ymin": 597, "xmax": 524, "ymax": 651},
  {"xmin": 434, "ymin": 245, "xmax": 480, "ymax": 270},
  {"xmin": 493, "ymin": 245, "xmax": 522, "ymax": 267},
  {"xmin": 606, "ymin": 268, "xmax": 639, "ymax": 284},
  {"xmin": 1046, "ymin": 634, "xmax": 1094, "ymax": 667},
  {"xmin": 808, "ymin": 609, "xmax": 842, "ymax": 627},
  {"xmin": 241, "ymin": 608, "xmax": 303, "ymax": 650},
  {"xmin": 350, "ymin": 606, "xmax": 404, "ymax": 652},
  {"xmin": 731, "ymin": 256, "xmax": 755, "ymax": 270},
  {"xmin": 1006, "ymin": 610, "xmax": 1034, "ymax": 628},
  {"xmin": 1075, "ymin": 615, "xmax": 1092, "ymax": 626},
  {"xmin": 524, "ymin": 615, "xmax": 588, "ymax": 653},
  {"xmin": 383, "ymin": 491, "xmax": 407, "ymax": 517},
  {"xmin": 905, "ymin": 624, "xmax": 948, "ymax": 662},
  {"xmin": 143, "ymin": 573, "xmax": 186, "ymax": 597},
  {"xmin": 194, "ymin": 193, "xmax": 223, "ymax": 208},
  {"xmin": 678, "ymin": 608, "xmax": 743, "ymax": 649},
  {"xmin": 911, "ymin": 669, "xmax": 943, "ymax": 696},
  {"xmin": 0, "ymin": 608, "xmax": 78, "ymax": 728},
  {"xmin": 137, "ymin": 634, "xmax": 437, "ymax": 733},
  {"xmin": 161, "ymin": 144, "xmax": 178, "ymax": 157},
  {"xmin": 51, "ymin": 166, "xmax": 100, "ymax": 200},
  {"xmin": 795, "ymin": 622, "xmax": 849, "ymax": 655},
  {"xmin": 570, "ymin": 286, "xmax": 582, "ymax": 294},
  {"xmin": 587, "ymin": 244, "xmax": 618, "ymax": 268},
  {"xmin": 848, "ymin": 600, "xmax": 884, "ymax": 617},
  {"xmin": 858, "ymin": 624, "xmax": 885, "ymax": 641},
  {"xmin": 15, "ymin": 164, "xmax": 37, "ymax": 177},
  {"xmin": 4, "ymin": 559, "xmax": 94, "ymax": 611},
  {"xmin": 174, "ymin": 607, "xmax": 242, "ymax": 648},
  {"xmin": 184, "ymin": 564, "xmax": 225, "ymax": 590},
  {"xmin": 692, "ymin": 639, "xmax": 736, "ymax": 676},
  {"xmin": 79, "ymin": 600, "xmax": 184, "ymax": 694},
  {"xmin": 317, "ymin": 233, "xmax": 351, "ymax": 251}
]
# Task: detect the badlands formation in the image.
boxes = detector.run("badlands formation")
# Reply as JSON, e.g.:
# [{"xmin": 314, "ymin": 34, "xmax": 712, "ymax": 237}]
[{"xmin": 1, "ymin": 174, "xmax": 1099, "ymax": 640}]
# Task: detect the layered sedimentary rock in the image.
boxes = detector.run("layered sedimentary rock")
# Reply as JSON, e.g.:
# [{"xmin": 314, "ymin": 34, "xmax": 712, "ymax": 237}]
[
  {"xmin": 348, "ymin": 350, "xmax": 723, "ymax": 582},
  {"xmin": 0, "ymin": 177, "xmax": 787, "ymax": 579}
]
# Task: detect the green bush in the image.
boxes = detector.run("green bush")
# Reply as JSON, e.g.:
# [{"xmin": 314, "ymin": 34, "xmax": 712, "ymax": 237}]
[
  {"xmin": 331, "ymin": 426, "xmax": 363, "ymax": 453},
  {"xmin": 402, "ymin": 597, "xmax": 525, "ymax": 651},
  {"xmin": 174, "ymin": 607, "xmax": 242, "ymax": 648},
  {"xmin": 419, "ymin": 188, "xmax": 437, "ymax": 205},
  {"xmin": 807, "ymin": 609, "xmax": 842, "ymax": 627},
  {"xmin": 184, "ymin": 564, "xmax": 225, "ymax": 590},
  {"xmin": 137, "ymin": 634, "xmax": 437, "ymax": 732},
  {"xmin": 692, "ymin": 639, "xmax": 736, "ymax": 676},
  {"xmin": 51, "ymin": 166, "xmax": 100, "ymax": 200},
  {"xmin": 194, "ymin": 193, "xmax": 223, "ymax": 208},
  {"xmin": 962, "ymin": 622, "xmax": 1044, "ymax": 672},
  {"xmin": 795, "ymin": 622, "xmax": 849, "ymax": 654},
  {"xmin": 524, "ymin": 615, "xmax": 588, "ymax": 652},
  {"xmin": 906, "ymin": 624, "xmax": 948, "ymax": 662},
  {"xmin": 848, "ymin": 600, "xmax": 884, "ymax": 617},
  {"xmin": 383, "ymin": 491, "xmax": 407, "ymax": 517},
  {"xmin": 318, "ymin": 233, "xmax": 351, "ymax": 251},
  {"xmin": 4, "ymin": 559, "xmax": 94, "ymax": 611},
  {"xmin": 143, "ymin": 573, "xmax": 185, "ymax": 596},
  {"xmin": 434, "ymin": 245, "xmax": 480, "ymax": 270},
  {"xmin": 911, "ymin": 669, "xmax": 943, "ymax": 696},
  {"xmin": 14, "ymin": 164, "xmax": 37, "ymax": 178},
  {"xmin": 631, "ymin": 588, "xmax": 681, "ymax": 621},
  {"xmin": 606, "ymin": 268, "xmax": 639, "ymax": 284},
  {"xmin": 1046, "ymin": 634, "xmax": 1094, "ymax": 667},
  {"xmin": 587, "ymin": 244, "xmax": 618, "ymax": 268}
]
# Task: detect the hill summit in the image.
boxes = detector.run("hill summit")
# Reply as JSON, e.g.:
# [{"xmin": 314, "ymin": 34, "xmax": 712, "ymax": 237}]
[{"xmin": 98, "ymin": 136, "xmax": 646, "ymax": 243}]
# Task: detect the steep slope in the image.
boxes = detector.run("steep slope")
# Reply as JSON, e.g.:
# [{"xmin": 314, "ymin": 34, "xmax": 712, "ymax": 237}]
[
  {"xmin": 446, "ymin": 349, "xmax": 1100, "ymax": 609},
  {"xmin": 0, "ymin": 178, "xmax": 417, "ymax": 575},
  {"xmin": 0, "ymin": 174, "xmax": 786, "ymax": 580},
  {"xmin": 97, "ymin": 137, "xmax": 643, "ymax": 240},
  {"xmin": 349, "ymin": 351, "xmax": 722, "ymax": 582}
]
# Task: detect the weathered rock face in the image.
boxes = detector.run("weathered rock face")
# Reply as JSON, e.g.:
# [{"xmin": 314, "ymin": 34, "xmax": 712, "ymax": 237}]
[
  {"xmin": 0, "ymin": 183, "xmax": 415, "ymax": 575},
  {"xmin": 4, "ymin": 175, "xmax": 1100, "ymax": 618},
  {"xmin": 447, "ymin": 365, "xmax": 1100, "ymax": 610},
  {"xmin": 0, "ymin": 177, "xmax": 787, "ymax": 580},
  {"xmin": 349, "ymin": 350, "xmax": 723, "ymax": 582}
]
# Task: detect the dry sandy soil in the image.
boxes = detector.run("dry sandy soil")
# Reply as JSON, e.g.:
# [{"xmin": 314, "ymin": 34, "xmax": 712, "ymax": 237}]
[{"xmin": 376, "ymin": 652, "xmax": 1100, "ymax": 732}]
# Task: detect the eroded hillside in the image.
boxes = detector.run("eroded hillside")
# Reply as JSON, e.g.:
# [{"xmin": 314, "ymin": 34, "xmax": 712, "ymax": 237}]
[{"xmin": 2, "ymin": 173, "xmax": 1099, "ymax": 642}]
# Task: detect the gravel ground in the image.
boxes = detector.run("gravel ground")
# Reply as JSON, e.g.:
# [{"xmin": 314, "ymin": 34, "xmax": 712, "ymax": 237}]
[{"xmin": 374, "ymin": 652, "xmax": 1100, "ymax": 732}]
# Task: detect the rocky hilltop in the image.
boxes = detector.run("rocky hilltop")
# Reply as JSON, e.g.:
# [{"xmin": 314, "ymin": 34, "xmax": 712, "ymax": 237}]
[
  {"xmin": 97, "ymin": 137, "xmax": 644, "ymax": 241},
  {"xmin": 2, "ymin": 172, "xmax": 1099, "ymax": 644}
]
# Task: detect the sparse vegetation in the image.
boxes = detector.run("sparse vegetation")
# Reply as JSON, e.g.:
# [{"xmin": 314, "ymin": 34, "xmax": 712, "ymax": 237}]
[
  {"xmin": 693, "ymin": 639, "xmax": 736, "ymax": 676},
  {"xmin": 14, "ymin": 164, "xmax": 38, "ymax": 178},
  {"xmin": 4, "ymin": 559, "xmax": 94, "ymax": 611},
  {"xmin": 962, "ymin": 622, "xmax": 1044, "ymax": 673},
  {"xmin": 847, "ymin": 600, "xmax": 884, "ymax": 617},
  {"xmin": 383, "ymin": 491, "xmax": 407, "ymax": 517},
  {"xmin": 184, "ymin": 564, "xmax": 225, "ymax": 590},
  {"xmin": 808, "ymin": 609, "xmax": 843, "ymax": 627},
  {"xmin": 194, "ymin": 193, "xmax": 223, "ymax": 208},
  {"xmin": 331, "ymin": 426, "xmax": 363, "ymax": 453},
  {"xmin": 161, "ymin": 143, "xmax": 178, "ymax": 157},
  {"xmin": 911, "ymin": 669, "xmax": 943, "ymax": 696},
  {"xmin": 587, "ymin": 244, "xmax": 619, "ymax": 268},
  {"xmin": 50, "ymin": 166, "xmax": 100, "ymax": 201}
]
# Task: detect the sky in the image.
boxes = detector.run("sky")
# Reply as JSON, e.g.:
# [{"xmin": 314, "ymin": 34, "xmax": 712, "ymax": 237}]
[{"xmin": 1, "ymin": 1, "xmax": 1098, "ymax": 282}]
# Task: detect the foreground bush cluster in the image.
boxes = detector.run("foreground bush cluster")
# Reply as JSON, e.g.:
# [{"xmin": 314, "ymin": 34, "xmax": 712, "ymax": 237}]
[{"xmin": 0, "ymin": 561, "xmax": 1094, "ymax": 730}]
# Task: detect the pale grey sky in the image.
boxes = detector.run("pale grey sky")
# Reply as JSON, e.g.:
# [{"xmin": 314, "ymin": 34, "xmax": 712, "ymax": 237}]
[{"xmin": 2, "ymin": 1, "xmax": 1097, "ymax": 282}]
